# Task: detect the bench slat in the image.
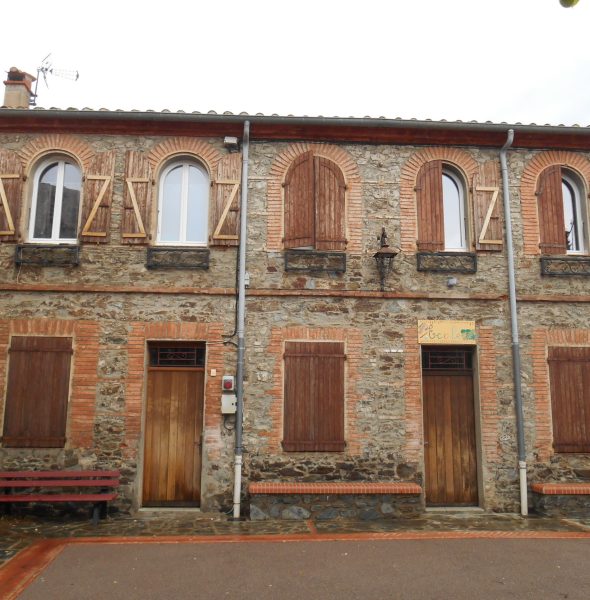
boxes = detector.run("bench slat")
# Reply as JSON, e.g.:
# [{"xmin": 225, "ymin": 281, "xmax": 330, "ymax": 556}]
[
  {"xmin": 531, "ymin": 483, "xmax": 590, "ymax": 495},
  {"xmin": 0, "ymin": 493, "xmax": 117, "ymax": 503},
  {"xmin": 0, "ymin": 479, "xmax": 119, "ymax": 489},
  {"xmin": 0, "ymin": 470, "xmax": 119, "ymax": 479}
]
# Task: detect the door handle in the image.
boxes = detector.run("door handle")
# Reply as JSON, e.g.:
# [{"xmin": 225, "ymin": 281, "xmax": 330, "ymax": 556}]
[{"xmin": 424, "ymin": 441, "xmax": 430, "ymax": 446}]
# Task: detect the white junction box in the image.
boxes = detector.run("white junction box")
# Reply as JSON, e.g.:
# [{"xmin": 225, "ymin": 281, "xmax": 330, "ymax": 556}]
[{"xmin": 221, "ymin": 394, "xmax": 237, "ymax": 414}]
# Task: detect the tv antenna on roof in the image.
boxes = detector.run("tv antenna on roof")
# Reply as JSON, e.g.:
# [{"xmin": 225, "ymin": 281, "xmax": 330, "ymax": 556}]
[{"xmin": 31, "ymin": 53, "xmax": 79, "ymax": 106}]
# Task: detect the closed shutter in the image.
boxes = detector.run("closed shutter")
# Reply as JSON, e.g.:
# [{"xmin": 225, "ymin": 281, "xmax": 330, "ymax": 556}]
[
  {"xmin": 2, "ymin": 336, "xmax": 73, "ymax": 448},
  {"xmin": 416, "ymin": 160, "xmax": 444, "ymax": 251},
  {"xmin": 314, "ymin": 156, "xmax": 346, "ymax": 251},
  {"xmin": 80, "ymin": 150, "xmax": 116, "ymax": 243},
  {"xmin": 537, "ymin": 165, "xmax": 566, "ymax": 255},
  {"xmin": 283, "ymin": 341, "xmax": 345, "ymax": 452},
  {"xmin": 284, "ymin": 151, "xmax": 314, "ymax": 248},
  {"xmin": 473, "ymin": 161, "xmax": 503, "ymax": 251},
  {"xmin": 0, "ymin": 149, "xmax": 23, "ymax": 242},
  {"xmin": 121, "ymin": 151, "xmax": 152, "ymax": 244},
  {"xmin": 548, "ymin": 346, "xmax": 590, "ymax": 453},
  {"xmin": 210, "ymin": 153, "xmax": 241, "ymax": 246}
]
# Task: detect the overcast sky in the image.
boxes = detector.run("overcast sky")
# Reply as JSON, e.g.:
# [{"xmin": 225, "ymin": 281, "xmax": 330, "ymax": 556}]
[{"xmin": 3, "ymin": 0, "xmax": 590, "ymax": 125}]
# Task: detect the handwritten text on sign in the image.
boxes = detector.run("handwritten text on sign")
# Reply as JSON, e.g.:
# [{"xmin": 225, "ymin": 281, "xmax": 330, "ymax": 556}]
[{"xmin": 417, "ymin": 320, "xmax": 477, "ymax": 345}]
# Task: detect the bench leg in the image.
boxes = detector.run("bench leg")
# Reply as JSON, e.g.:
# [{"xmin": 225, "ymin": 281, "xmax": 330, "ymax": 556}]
[{"xmin": 92, "ymin": 503, "xmax": 100, "ymax": 526}]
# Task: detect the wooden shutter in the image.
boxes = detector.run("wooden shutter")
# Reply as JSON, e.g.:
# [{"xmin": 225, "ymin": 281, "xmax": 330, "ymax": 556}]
[
  {"xmin": 2, "ymin": 336, "xmax": 73, "ymax": 448},
  {"xmin": 314, "ymin": 156, "xmax": 346, "ymax": 251},
  {"xmin": 210, "ymin": 153, "xmax": 241, "ymax": 246},
  {"xmin": 284, "ymin": 151, "xmax": 314, "ymax": 248},
  {"xmin": 121, "ymin": 151, "xmax": 152, "ymax": 244},
  {"xmin": 548, "ymin": 346, "xmax": 590, "ymax": 453},
  {"xmin": 80, "ymin": 150, "xmax": 115, "ymax": 243},
  {"xmin": 283, "ymin": 341, "xmax": 345, "ymax": 452},
  {"xmin": 537, "ymin": 165, "xmax": 566, "ymax": 255},
  {"xmin": 416, "ymin": 160, "xmax": 444, "ymax": 251},
  {"xmin": 473, "ymin": 161, "xmax": 503, "ymax": 251},
  {"xmin": 0, "ymin": 148, "xmax": 23, "ymax": 242}
]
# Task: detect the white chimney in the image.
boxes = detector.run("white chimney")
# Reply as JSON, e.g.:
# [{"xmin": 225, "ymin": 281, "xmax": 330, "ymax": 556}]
[{"xmin": 3, "ymin": 67, "xmax": 35, "ymax": 108}]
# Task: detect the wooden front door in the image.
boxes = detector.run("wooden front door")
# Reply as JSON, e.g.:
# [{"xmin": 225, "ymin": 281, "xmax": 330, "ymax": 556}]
[
  {"xmin": 142, "ymin": 343, "xmax": 205, "ymax": 507},
  {"xmin": 422, "ymin": 348, "xmax": 478, "ymax": 506}
]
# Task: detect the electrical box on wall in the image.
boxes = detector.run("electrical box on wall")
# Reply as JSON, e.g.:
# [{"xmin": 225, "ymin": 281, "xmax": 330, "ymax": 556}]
[{"xmin": 221, "ymin": 394, "xmax": 237, "ymax": 414}]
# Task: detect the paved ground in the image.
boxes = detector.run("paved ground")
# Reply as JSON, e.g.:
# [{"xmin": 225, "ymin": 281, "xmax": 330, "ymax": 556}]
[{"xmin": 2, "ymin": 510, "xmax": 590, "ymax": 599}]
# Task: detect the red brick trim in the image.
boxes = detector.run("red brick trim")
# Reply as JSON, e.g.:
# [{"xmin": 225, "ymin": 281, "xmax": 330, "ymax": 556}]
[
  {"xmin": 249, "ymin": 482, "xmax": 422, "ymax": 495},
  {"xmin": 400, "ymin": 148, "xmax": 480, "ymax": 253},
  {"xmin": 123, "ymin": 321, "xmax": 226, "ymax": 462},
  {"xmin": 266, "ymin": 326, "xmax": 363, "ymax": 455},
  {"xmin": 531, "ymin": 327, "xmax": 590, "ymax": 461},
  {"xmin": 18, "ymin": 134, "xmax": 95, "ymax": 172},
  {"xmin": 477, "ymin": 327, "xmax": 500, "ymax": 464},
  {"xmin": 403, "ymin": 327, "xmax": 422, "ymax": 462},
  {"xmin": 531, "ymin": 483, "xmax": 590, "ymax": 495},
  {"xmin": 146, "ymin": 138, "xmax": 222, "ymax": 176},
  {"xmin": 520, "ymin": 151, "xmax": 590, "ymax": 255},
  {"xmin": 266, "ymin": 143, "xmax": 362, "ymax": 252},
  {"xmin": 0, "ymin": 319, "xmax": 99, "ymax": 449}
]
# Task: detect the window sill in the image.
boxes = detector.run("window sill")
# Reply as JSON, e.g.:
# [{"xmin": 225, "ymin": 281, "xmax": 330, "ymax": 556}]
[
  {"xmin": 15, "ymin": 244, "xmax": 80, "ymax": 267},
  {"xmin": 146, "ymin": 247, "xmax": 210, "ymax": 270},
  {"xmin": 416, "ymin": 252, "xmax": 477, "ymax": 273},
  {"xmin": 284, "ymin": 249, "xmax": 346, "ymax": 274},
  {"xmin": 540, "ymin": 256, "xmax": 590, "ymax": 277}
]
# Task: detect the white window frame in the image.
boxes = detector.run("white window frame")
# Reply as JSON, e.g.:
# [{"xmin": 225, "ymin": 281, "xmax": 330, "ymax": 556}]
[
  {"xmin": 28, "ymin": 158, "xmax": 82, "ymax": 244},
  {"xmin": 562, "ymin": 172, "xmax": 587, "ymax": 255},
  {"xmin": 156, "ymin": 160, "xmax": 209, "ymax": 246},
  {"xmin": 442, "ymin": 167, "xmax": 468, "ymax": 251}
]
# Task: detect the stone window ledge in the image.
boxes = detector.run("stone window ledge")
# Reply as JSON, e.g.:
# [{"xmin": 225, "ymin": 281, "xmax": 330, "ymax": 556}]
[
  {"xmin": 284, "ymin": 249, "xmax": 346, "ymax": 274},
  {"xmin": 416, "ymin": 252, "xmax": 477, "ymax": 273},
  {"xmin": 15, "ymin": 244, "xmax": 80, "ymax": 267},
  {"xmin": 540, "ymin": 256, "xmax": 590, "ymax": 277},
  {"xmin": 146, "ymin": 247, "xmax": 210, "ymax": 270}
]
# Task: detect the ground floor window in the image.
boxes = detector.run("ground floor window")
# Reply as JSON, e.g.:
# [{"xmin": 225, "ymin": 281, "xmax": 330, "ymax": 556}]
[
  {"xmin": 2, "ymin": 336, "xmax": 72, "ymax": 447},
  {"xmin": 548, "ymin": 346, "xmax": 590, "ymax": 453},
  {"xmin": 282, "ymin": 341, "xmax": 345, "ymax": 452}
]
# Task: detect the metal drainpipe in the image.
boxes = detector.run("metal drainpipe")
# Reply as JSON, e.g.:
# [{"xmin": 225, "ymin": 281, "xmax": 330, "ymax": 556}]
[
  {"xmin": 500, "ymin": 129, "xmax": 528, "ymax": 516},
  {"xmin": 232, "ymin": 120, "xmax": 250, "ymax": 519}
]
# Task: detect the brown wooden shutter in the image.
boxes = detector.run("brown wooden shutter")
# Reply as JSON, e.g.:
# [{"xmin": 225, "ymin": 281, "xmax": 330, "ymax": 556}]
[
  {"xmin": 2, "ymin": 336, "xmax": 73, "ymax": 448},
  {"xmin": 80, "ymin": 150, "xmax": 115, "ymax": 243},
  {"xmin": 0, "ymin": 148, "xmax": 23, "ymax": 242},
  {"xmin": 210, "ymin": 153, "xmax": 241, "ymax": 247},
  {"xmin": 283, "ymin": 341, "xmax": 345, "ymax": 452},
  {"xmin": 473, "ymin": 161, "xmax": 503, "ymax": 251},
  {"xmin": 416, "ymin": 160, "xmax": 444, "ymax": 251},
  {"xmin": 537, "ymin": 165, "xmax": 566, "ymax": 255},
  {"xmin": 121, "ymin": 151, "xmax": 152, "ymax": 244},
  {"xmin": 548, "ymin": 346, "xmax": 590, "ymax": 453},
  {"xmin": 314, "ymin": 156, "xmax": 346, "ymax": 251},
  {"xmin": 284, "ymin": 151, "xmax": 314, "ymax": 248}
]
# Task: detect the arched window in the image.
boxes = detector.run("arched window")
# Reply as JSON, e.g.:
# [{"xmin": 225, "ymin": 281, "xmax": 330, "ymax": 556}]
[
  {"xmin": 537, "ymin": 166, "xmax": 587, "ymax": 255},
  {"xmin": 29, "ymin": 158, "xmax": 82, "ymax": 243},
  {"xmin": 157, "ymin": 160, "xmax": 209, "ymax": 245},
  {"xmin": 416, "ymin": 161, "xmax": 468, "ymax": 252}
]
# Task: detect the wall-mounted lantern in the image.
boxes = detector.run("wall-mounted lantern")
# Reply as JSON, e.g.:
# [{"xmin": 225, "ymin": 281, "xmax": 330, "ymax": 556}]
[{"xmin": 373, "ymin": 227, "xmax": 399, "ymax": 291}]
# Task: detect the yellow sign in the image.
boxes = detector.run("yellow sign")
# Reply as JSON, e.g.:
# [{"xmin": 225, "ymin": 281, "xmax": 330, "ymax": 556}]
[{"xmin": 418, "ymin": 320, "xmax": 477, "ymax": 345}]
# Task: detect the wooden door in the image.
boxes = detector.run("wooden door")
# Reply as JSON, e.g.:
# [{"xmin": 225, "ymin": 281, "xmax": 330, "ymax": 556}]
[
  {"xmin": 423, "ymin": 360, "xmax": 478, "ymax": 506},
  {"xmin": 143, "ymin": 363, "xmax": 204, "ymax": 507}
]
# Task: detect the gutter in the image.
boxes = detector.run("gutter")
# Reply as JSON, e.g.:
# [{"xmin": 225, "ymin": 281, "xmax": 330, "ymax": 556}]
[{"xmin": 500, "ymin": 129, "xmax": 528, "ymax": 516}]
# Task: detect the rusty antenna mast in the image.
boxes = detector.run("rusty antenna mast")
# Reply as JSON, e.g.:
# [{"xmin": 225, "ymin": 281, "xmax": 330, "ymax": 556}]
[{"xmin": 31, "ymin": 53, "xmax": 79, "ymax": 106}]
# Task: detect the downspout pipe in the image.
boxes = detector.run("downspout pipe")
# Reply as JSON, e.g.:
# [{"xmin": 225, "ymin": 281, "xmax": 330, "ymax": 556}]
[
  {"xmin": 232, "ymin": 120, "xmax": 250, "ymax": 519},
  {"xmin": 500, "ymin": 129, "xmax": 528, "ymax": 516}
]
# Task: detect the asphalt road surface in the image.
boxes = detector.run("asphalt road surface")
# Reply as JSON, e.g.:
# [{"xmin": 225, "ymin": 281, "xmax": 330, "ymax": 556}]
[{"xmin": 18, "ymin": 538, "xmax": 590, "ymax": 599}]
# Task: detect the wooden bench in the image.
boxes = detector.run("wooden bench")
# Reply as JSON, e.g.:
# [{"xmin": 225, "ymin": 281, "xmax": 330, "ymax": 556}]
[
  {"xmin": 249, "ymin": 482, "xmax": 423, "ymax": 520},
  {"xmin": 0, "ymin": 470, "xmax": 119, "ymax": 525},
  {"xmin": 531, "ymin": 482, "xmax": 590, "ymax": 517}
]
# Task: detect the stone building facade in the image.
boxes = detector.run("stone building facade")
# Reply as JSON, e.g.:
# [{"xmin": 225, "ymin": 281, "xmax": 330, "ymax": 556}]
[{"xmin": 0, "ymin": 77, "xmax": 589, "ymax": 517}]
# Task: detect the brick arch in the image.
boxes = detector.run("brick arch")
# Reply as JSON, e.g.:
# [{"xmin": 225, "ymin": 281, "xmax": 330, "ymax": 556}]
[
  {"xmin": 520, "ymin": 151, "xmax": 590, "ymax": 255},
  {"xmin": 18, "ymin": 134, "xmax": 95, "ymax": 172},
  {"xmin": 267, "ymin": 143, "xmax": 362, "ymax": 252},
  {"xmin": 399, "ymin": 147, "xmax": 480, "ymax": 253},
  {"xmin": 147, "ymin": 138, "xmax": 223, "ymax": 177}
]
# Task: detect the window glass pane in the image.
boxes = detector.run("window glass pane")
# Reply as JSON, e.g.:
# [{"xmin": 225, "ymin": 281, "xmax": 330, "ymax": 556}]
[
  {"xmin": 442, "ymin": 173, "xmax": 465, "ymax": 250},
  {"xmin": 59, "ymin": 163, "xmax": 81, "ymax": 239},
  {"xmin": 33, "ymin": 163, "xmax": 58, "ymax": 238},
  {"xmin": 562, "ymin": 180, "xmax": 581, "ymax": 252},
  {"xmin": 160, "ymin": 165, "xmax": 183, "ymax": 242},
  {"xmin": 185, "ymin": 164, "xmax": 209, "ymax": 243}
]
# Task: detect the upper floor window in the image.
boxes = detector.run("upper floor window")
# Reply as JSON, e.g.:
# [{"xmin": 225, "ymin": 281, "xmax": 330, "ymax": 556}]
[
  {"xmin": 283, "ymin": 151, "xmax": 346, "ymax": 251},
  {"xmin": 416, "ymin": 160, "xmax": 469, "ymax": 252},
  {"xmin": 157, "ymin": 160, "xmax": 209, "ymax": 246},
  {"xmin": 29, "ymin": 158, "xmax": 82, "ymax": 243},
  {"xmin": 537, "ymin": 166, "xmax": 587, "ymax": 255}
]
